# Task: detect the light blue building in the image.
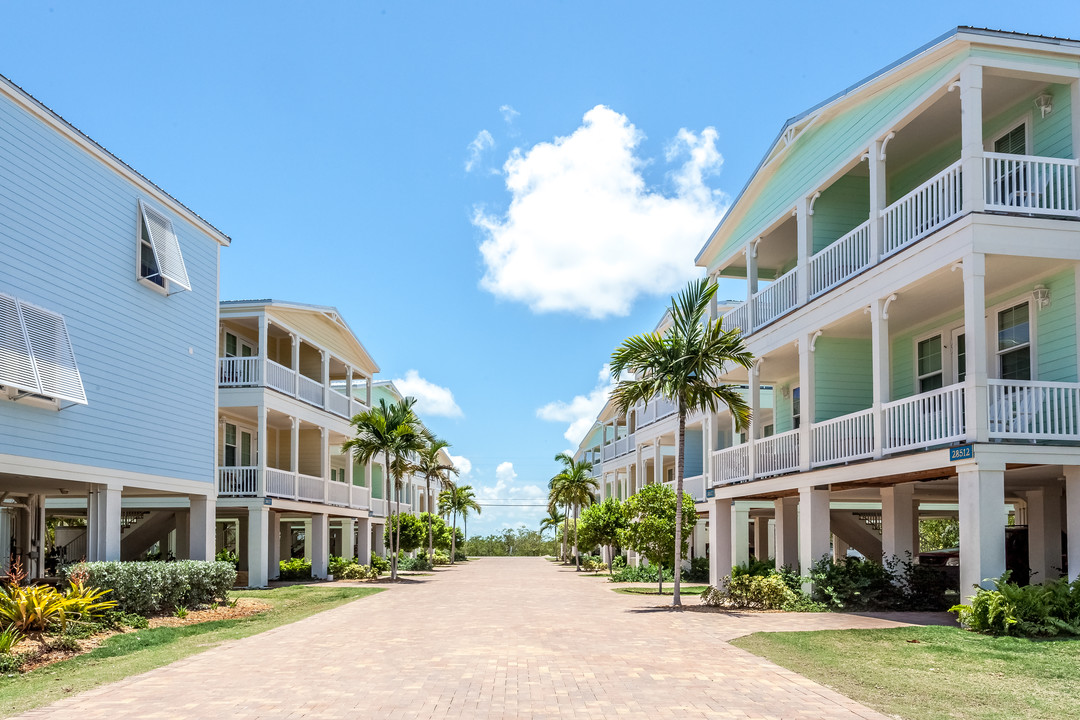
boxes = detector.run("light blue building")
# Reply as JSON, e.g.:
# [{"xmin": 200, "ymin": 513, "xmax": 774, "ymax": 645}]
[{"xmin": 0, "ymin": 73, "xmax": 230, "ymax": 575}]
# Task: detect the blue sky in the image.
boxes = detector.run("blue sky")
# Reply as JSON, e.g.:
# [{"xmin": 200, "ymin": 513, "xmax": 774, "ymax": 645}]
[{"xmin": 4, "ymin": 2, "xmax": 1079, "ymax": 536}]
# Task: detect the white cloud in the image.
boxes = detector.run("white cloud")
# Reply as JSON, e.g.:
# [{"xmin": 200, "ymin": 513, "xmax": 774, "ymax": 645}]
[
  {"xmin": 500, "ymin": 104, "xmax": 520, "ymax": 124},
  {"xmin": 536, "ymin": 364, "xmax": 616, "ymax": 446},
  {"xmin": 392, "ymin": 370, "xmax": 463, "ymax": 418},
  {"xmin": 448, "ymin": 454, "xmax": 472, "ymax": 480},
  {"xmin": 464, "ymin": 129, "xmax": 495, "ymax": 172},
  {"xmin": 476, "ymin": 461, "xmax": 545, "ymax": 502},
  {"xmin": 473, "ymin": 105, "xmax": 726, "ymax": 319}
]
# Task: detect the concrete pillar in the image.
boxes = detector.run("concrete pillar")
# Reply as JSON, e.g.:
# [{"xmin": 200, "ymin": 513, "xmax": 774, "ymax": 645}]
[
  {"xmin": 799, "ymin": 487, "xmax": 830, "ymax": 578},
  {"xmin": 1026, "ymin": 486, "xmax": 1062, "ymax": 583},
  {"xmin": 174, "ymin": 510, "xmax": 190, "ymax": 560},
  {"xmin": 709, "ymin": 497, "xmax": 733, "ymax": 586},
  {"xmin": 959, "ymin": 63, "xmax": 985, "ymax": 213},
  {"xmin": 1067, "ymin": 467, "xmax": 1080, "ymax": 582},
  {"xmin": 189, "ymin": 494, "xmax": 215, "ymax": 561},
  {"xmin": 302, "ymin": 519, "xmax": 313, "ymax": 561},
  {"xmin": 774, "ymin": 496, "xmax": 799, "ymax": 571},
  {"xmin": 373, "ymin": 522, "xmax": 386, "ymax": 558},
  {"xmin": 693, "ymin": 519, "xmax": 708, "ymax": 561},
  {"xmin": 733, "ymin": 503, "xmax": 751, "ymax": 567},
  {"xmin": 311, "ymin": 513, "xmax": 329, "ymax": 579},
  {"xmin": 280, "ymin": 520, "xmax": 292, "ymax": 560},
  {"xmin": 962, "ymin": 254, "xmax": 989, "ymax": 443},
  {"xmin": 247, "ymin": 504, "xmax": 269, "ymax": 588},
  {"xmin": 357, "ymin": 517, "xmax": 371, "ymax": 562},
  {"xmin": 958, "ymin": 465, "xmax": 1006, "ymax": 601},
  {"xmin": 754, "ymin": 516, "xmax": 770, "ymax": 561},
  {"xmin": 340, "ymin": 518, "xmax": 356, "ymax": 560},
  {"xmin": 268, "ymin": 510, "xmax": 280, "ymax": 580},
  {"xmin": 881, "ymin": 483, "xmax": 916, "ymax": 562},
  {"xmin": 93, "ymin": 485, "xmax": 122, "ymax": 562}
]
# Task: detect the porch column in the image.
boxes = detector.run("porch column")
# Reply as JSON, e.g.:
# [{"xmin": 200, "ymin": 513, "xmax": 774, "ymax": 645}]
[
  {"xmin": 958, "ymin": 464, "xmax": 1006, "ymax": 602},
  {"xmin": 1067, "ymin": 467, "xmax": 1080, "ymax": 581},
  {"xmin": 257, "ymin": 404, "xmax": 267, "ymax": 493},
  {"xmin": 962, "ymin": 254, "xmax": 989, "ymax": 443},
  {"xmin": 709, "ymin": 497, "xmax": 733, "ymax": 586},
  {"xmin": 1025, "ymin": 485, "xmax": 1062, "ymax": 583},
  {"xmin": 188, "ymin": 493, "xmax": 215, "ymax": 562},
  {"xmin": 653, "ymin": 440, "xmax": 662, "ymax": 486},
  {"xmin": 754, "ymin": 516, "xmax": 770, "ymax": 561},
  {"xmin": 868, "ymin": 137, "xmax": 887, "ymax": 263},
  {"xmin": 799, "ymin": 487, "xmax": 830, "ymax": 581},
  {"xmin": 881, "ymin": 483, "xmax": 915, "ymax": 561},
  {"xmin": 97, "ymin": 486, "xmax": 122, "ymax": 561},
  {"xmin": 833, "ymin": 534, "xmax": 850, "ymax": 562},
  {"xmin": 302, "ymin": 519, "xmax": 312, "ymax": 561},
  {"xmin": 373, "ymin": 522, "xmax": 386, "ymax": 558},
  {"xmin": 268, "ymin": 510, "xmax": 281, "ymax": 580},
  {"xmin": 774, "ymin": 496, "xmax": 799, "ymax": 571},
  {"xmin": 795, "ymin": 194, "xmax": 812, "ymax": 305},
  {"xmin": 748, "ymin": 363, "xmax": 760, "ymax": 478},
  {"xmin": 340, "ymin": 518, "xmax": 356, "ymax": 560},
  {"xmin": 798, "ymin": 333, "xmax": 816, "ymax": 470},
  {"xmin": 280, "ymin": 520, "xmax": 292, "ymax": 560},
  {"xmin": 247, "ymin": 504, "xmax": 269, "ymax": 588},
  {"xmin": 733, "ymin": 503, "xmax": 751, "ymax": 567},
  {"xmin": 356, "ymin": 517, "xmax": 371, "ymax": 562},
  {"xmin": 174, "ymin": 510, "xmax": 190, "ymax": 560},
  {"xmin": 870, "ymin": 295, "xmax": 891, "ymax": 458},
  {"xmin": 321, "ymin": 350, "xmax": 330, "ymax": 408},
  {"xmin": 703, "ymin": 414, "xmax": 714, "ymax": 486},
  {"xmin": 745, "ymin": 242, "xmax": 758, "ymax": 329},
  {"xmin": 345, "ymin": 448, "xmax": 355, "ymax": 486},
  {"xmin": 320, "ymin": 427, "xmax": 329, "ymax": 499},
  {"xmin": 366, "ymin": 376, "xmax": 372, "ymax": 407},
  {"xmin": 959, "ymin": 63, "xmax": 985, "ymax": 213},
  {"xmin": 258, "ymin": 313, "xmax": 269, "ymax": 384},
  {"xmin": 311, "ymin": 513, "xmax": 329, "ymax": 579},
  {"xmin": 291, "ymin": 334, "xmax": 301, "ymax": 395}
]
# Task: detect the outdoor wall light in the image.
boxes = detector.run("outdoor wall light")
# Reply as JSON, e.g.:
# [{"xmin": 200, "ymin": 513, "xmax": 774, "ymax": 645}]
[
  {"xmin": 1032, "ymin": 284, "xmax": 1051, "ymax": 310},
  {"xmin": 1035, "ymin": 93, "xmax": 1053, "ymax": 118}
]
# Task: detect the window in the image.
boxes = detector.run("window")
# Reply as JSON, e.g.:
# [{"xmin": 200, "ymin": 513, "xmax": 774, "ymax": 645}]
[
  {"xmin": 223, "ymin": 332, "xmax": 254, "ymax": 358},
  {"xmin": 0, "ymin": 292, "xmax": 87, "ymax": 406},
  {"xmin": 792, "ymin": 387, "xmax": 801, "ymax": 429},
  {"xmin": 223, "ymin": 423, "xmax": 252, "ymax": 467},
  {"xmin": 917, "ymin": 335, "xmax": 944, "ymax": 392},
  {"xmin": 997, "ymin": 302, "xmax": 1031, "ymax": 380},
  {"xmin": 137, "ymin": 199, "xmax": 191, "ymax": 293},
  {"xmin": 994, "ymin": 123, "xmax": 1027, "ymax": 155},
  {"xmin": 954, "ymin": 331, "xmax": 967, "ymax": 383}
]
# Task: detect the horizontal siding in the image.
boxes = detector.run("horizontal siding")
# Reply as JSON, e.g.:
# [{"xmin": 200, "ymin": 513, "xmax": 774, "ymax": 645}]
[
  {"xmin": 0, "ymin": 92, "xmax": 220, "ymax": 485},
  {"xmin": 773, "ymin": 383, "xmax": 793, "ymax": 434},
  {"xmin": 812, "ymin": 174, "xmax": 869, "ymax": 253},
  {"xmin": 683, "ymin": 428, "xmax": 703, "ymax": 477},
  {"xmin": 1035, "ymin": 269, "xmax": 1077, "ymax": 383},
  {"xmin": 814, "ymin": 337, "xmax": 872, "ymax": 422}
]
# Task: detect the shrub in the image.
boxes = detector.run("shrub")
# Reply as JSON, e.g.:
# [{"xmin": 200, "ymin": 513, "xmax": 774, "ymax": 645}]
[
  {"xmin": 328, "ymin": 555, "xmax": 357, "ymax": 578},
  {"xmin": 0, "ymin": 584, "xmax": 72, "ymax": 637},
  {"xmin": 809, "ymin": 556, "xmax": 897, "ymax": 611},
  {"xmin": 453, "ymin": 550, "xmax": 467, "ymax": 562},
  {"xmin": 215, "ymin": 548, "xmax": 240, "ymax": 569},
  {"xmin": 370, "ymin": 553, "xmax": 390, "ymax": 573},
  {"xmin": 278, "ymin": 558, "xmax": 312, "ymax": 581},
  {"xmin": 0, "ymin": 653, "xmax": 24, "ymax": 673},
  {"xmin": 681, "ymin": 557, "xmax": 710, "ymax": 583},
  {"xmin": 0, "ymin": 627, "xmax": 21, "ymax": 654},
  {"xmin": 951, "ymin": 573, "xmax": 1080, "ymax": 637},
  {"xmin": 609, "ymin": 564, "xmax": 674, "ymax": 583},
  {"xmin": 67, "ymin": 561, "xmax": 236, "ymax": 615},
  {"xmin": 47, "ymin": 635, "xmax": 81, "ymax": 652},
  {"xmin": 398, "ymin": 554, "xmax": 432, "ymax": 572},
  {"xmin": 701, "ymin": 574, "xmax": 797, "ymax": 610},
  {"xmin": 732, "ymin": 558, "xmax": 776, "ymax": 578},
  {"xmin": 582, "ymin": 556, "xmax": 606, "ymax": 572},
  {"xmin": 611, "ymin": 555, "xmax": 627, "ymax": 571}
]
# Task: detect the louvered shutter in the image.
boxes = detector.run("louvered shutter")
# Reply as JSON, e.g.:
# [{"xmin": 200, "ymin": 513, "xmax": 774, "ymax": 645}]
[
  {"xmin": 0, "ymin": 293, "xmax": 41, "ymax": 394},
  {"xmin": 18, "ymin": 300, "xmax": 87, "ymax": 404},
  {"xmin": 139, "ymin": 200, "xmax": 192, "ymax": 291}
]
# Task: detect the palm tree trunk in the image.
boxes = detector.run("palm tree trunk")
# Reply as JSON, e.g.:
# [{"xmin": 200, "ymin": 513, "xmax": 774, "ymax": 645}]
[
  {"xmin": 658, "ymin": 560, "xmax": 663, "ymax": 594},
  {"xmin": 450, "ymin": 510, "xmax": 458, "ymax": 565},
  {"xmin": 395, "ymin": 479, "xmax": 402, "ymax": 567},
  {"xmin": 385, "ymin": 450, "xmax": 397, "ymax": 581},
  {"xmin": 673, "ymin": 404, "xmax": 685, "ymax": 608},
  {"xmin": 561, "ymin": 510, "xmax": 568, "ymax": 563},
  {"xmin": 426, "ymin": 477, "xmax": 433, "ymax": 562},
  {"xmin": 574, "ymin": 503, "xmax": 581, "ymax": 572}
]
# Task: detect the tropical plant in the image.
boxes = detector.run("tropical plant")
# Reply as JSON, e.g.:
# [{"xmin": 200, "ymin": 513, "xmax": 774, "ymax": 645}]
[
  {"xmin": 549, "ymin": 453, "xmax": 576, "ymax": 562},
  {"xmin": 439, "ymin": 484, "xmax": 481, "ymax": 564},
  {"xmin": 0, "ymin": 585, "xmax": 70, "ymax": 641},
  {"xmin": 344, "ymin": 397, "xmax": 426, "ymax": 580},
  {"xmin": 576, "ymin": 498, "xmax": 627, "ymax": 573},
  {"xmin": 549, "ymin": 458, "xmax": 598, "ymax": 571},
  {"xmin": 415, "ymin": 437, "xmax": 458, "ymax": 562},
  {"xmin": 384, "ymin": 513, "xmax": 427, "ymax": 555},
  {"xmin": 539, "ymin": 507, "xmax": 566, "ymax": 544},
  {"xmin": 610, "ymin": 277, "xmax": 754, "ymax": 606},
  {"xmin": 619, "ymin": 484, "xmax": 697, "ymax": 593}
]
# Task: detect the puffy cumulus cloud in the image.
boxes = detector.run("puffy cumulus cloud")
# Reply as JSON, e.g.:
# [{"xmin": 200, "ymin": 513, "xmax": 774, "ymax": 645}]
[
  {"xmin": 464, "ymin": 129, "xmax": 495, "ymax": 172},
  {"xmin": 500, "ymin": 104, "xmax": 520, "ymax": 124},
  {"xmin": 474, "ymin": 106, "xmax": 726, "ymax": 318},
  {"xmin": 476, "ymin": 461, "xmax": 545, "ymax": 502},
  {"xmin": 391, "ymin": 370, "xmax": 463, "ymax": 418},
  {"xmin": 448, "ymin": 454, "xmax": 472, "ymax": 480},
  {"xmin": 536, "ymin": 365, "xmax": 616, "ymax": 446}
]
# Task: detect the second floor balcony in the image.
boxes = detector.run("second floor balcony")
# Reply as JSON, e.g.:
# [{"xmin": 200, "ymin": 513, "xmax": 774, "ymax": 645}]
[{"xmin": 218, "ymin": 356, "xmax": 368, "ymax": 420}]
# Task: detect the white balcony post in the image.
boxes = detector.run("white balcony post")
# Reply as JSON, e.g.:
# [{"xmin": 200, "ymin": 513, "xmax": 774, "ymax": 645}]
[
  {"xmin": 256, "ymin": 403, "xmax": 268, "ymax": 494},
  {"xmin": 774, "ymin": 496, "xmax": 798, "ymax": 571},
  {"xmin": 321, "ymin": 351, "xmax": 330, "ymax": 408},
  {"xmin": 708, "ymin": 497, "xmax": 733, "ymax": 586},
  {"xmin": 653, "ymin": 440, "xmax": 662, "ymax": 486},
  {"xmin": 366, "ymin": 376, "xmax": 372, "ymax": 407},
  {"xmin": 1072, "ymin": 81, "xmax": 1080, "ymax": 211},
  {"xmin": 188, "ymin": 493, "xmax": 215, "ymax": 562},
  {"xmin": 356, "ymin": 517, "xmax": 371, "ymax": 562},
  {"xmin": 345, "ymin": 365, "xmax": 353, "ymax": 405},
  {"xmin": 258, "ymin": 313, "xmax": 269, "ymax": 385},
  {"xmin": 247, "ymin": 505, "xmax": 269, "ymax": 588},
  {"xmin": 870, "ymin": 297, "xmax": 891, "ymax": 458},
  {"xmin": 748, "ymin": 363, "xmax": 760, "ymax": 479},
  {"xmin": 1066, "ymin": 467, "xmax": 1080, "ymax": 582},
  {"xmin": 732, "ymin": 503, "xmax": 751, "ymax": 567},
  {"xmin": 745, "ymin": 242, "xmax": 758, "ymax": 328},
  {"xmin": 798, "ymin": 336, "xmax": 816, "ymax": 471},
  {"xmin": 1025, "ymin": 485, "xmax": 1062, "ymax": 582},
  {"xmin": 345, "ymin": 445, "xmax": 355, "ymax": 487},
  {"xmin": 962, "ymin": 254, "xmax": 989, "ymax": 443},
  {"xmin": 707, "ymin": 272, "xmax": 719, "ymax": 321},
  {"xmin": 799, "ymin": 487, "xmax": 831, "ymax": 584},
  {"xmin": 291, "ymin": 334, "xmax": 301, "ymax": 396},
  {"xmin": 959, "ymin": 64, "xmax": 985, "ymax": 213},
  {"xmin": 796, "ymin": 195, "xmax": 812, "ymax": 305},
  {"xmin": 958, "ymin": 464, "xmax": 1005, "ymax": 601},
  {"xmin": 703, "ymin": 415, "xmax": 713, "ymax": 484},
  {"xmin": 311, "ymin": 513, "xmax": 329, "ymax": 579},
  {"xmin": 320, "ymin": 427, "xmax": 329, "ymax": 493},
  {"xmin": 868, "ymin": 138, "xmax": 887, "ymax": 264},
  {"xmin": 881, "ymin": 483, "xmax": 915, "ymax": 562}
]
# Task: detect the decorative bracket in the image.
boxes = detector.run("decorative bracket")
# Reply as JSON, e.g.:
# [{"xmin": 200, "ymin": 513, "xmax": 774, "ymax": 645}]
[
  {"xmin": 882, "ymin": 293, "xmax": 898, "ymax": 320},
  {"xmin": 879, "ymin": 132, "xmax": 896, "ymax": 161},
  {"xmin": 808, "ymin": 191, "xmax": 822, "ymax": 216},
  {"xmin": 809, "ymin": 330, "xmax": 824, "ymax": 353},
  {"xmin": 951, "ymin": 260, "xmax": 964, "ymax": 274}
]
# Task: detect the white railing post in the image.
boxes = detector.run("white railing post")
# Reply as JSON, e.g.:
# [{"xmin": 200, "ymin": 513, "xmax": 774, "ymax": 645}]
[
  {"xmin": 257, "ymin": 403, "xmax": 267, "ymax": 490},
  {"xmin": 962, "ymin": 255, "xmax": 989, "ymax": 443},
  {"xmin": 870, "ymin": 296, "xmax": 891, "ymax": 458},
  {"xmin": 291, "ymin": 334, "xmax": 301, "ymax": 397},
  {"xmin": 868, "ymin": 137, "xmax": 887, "ymax": 265},
  {"xmin": 745, "ymin": 241, "xmax": 758, "ymax": 330},
  {"xmin": 796, "ymin": 195, "xmax": 812, "ymax": 306},
  {"xmin": 960, "ymin": 64, "xmax": 985, "ymax": 214},
  {"xmin": 258, "ymin": 313, "xmax": 269, "ymax": 388},
  {"xmin": 748, "ymin": 363, "xmax": 760, "ymax": 480},
  {"xmin": 798, "ymin": 333, "xmax": 816, "ymax": 471}
]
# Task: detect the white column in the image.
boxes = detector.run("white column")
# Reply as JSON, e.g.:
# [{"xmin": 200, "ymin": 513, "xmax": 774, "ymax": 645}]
[
  {"xmin": 340, "ymin": 518, "xmax": 356, "ymax": 560},
  {"xmin": 745, "ymin": 243, "xmax": 758, "ymax": 329},
  {"xmin": 798, "ymin": 334, "xmax": 816, "ymax": 470},
  {"xmin": 754, "ymin": 516, "xmax": 770, "ymax": 561},
  {"xmin": 247, "ymin": 504, "xmax": 269, "ymax": 588},
  {"xmin": 870, "ymin": 296, "xmax": 891, "ymax": 458},
  {"xmin": 268, "ymin": 510, "xmax": 280, "ymax": 580},
  {"xmin": 366, "ymin": 376, "xmax": 372, "ymax": 407},
  {"xmin": 1026, "ymin": 486, "xmax": 1062, "ymax": 583},
  {"xmin": 258, "ymin": 313, "xmax": 269, "ymax": 384},
  {"xmin": 302, "ymin": 518, "xmax": 312, "ymax": 561},
  {"xmin": 868, "ymin": 137, "xmax": 886, "ymax": 264},
  {"xmin": 373, "ymin": 522, "xmax": 386, "ymax": 558},
  {"xmin": 291, "ymin": 334, "xmax": 301, "ymax": 396},
  {"xmin": 795, "ymin": 194, "xmax": 812, "ymax": 305},
  {"xmin": 963, "ymin": 254, "xmax": 989, "ymax": 443},
  {"xmin": 357, "ymin": 517, "xmax": 371, "ymax": 562},
  {"xmin": 732, "ymin": 503, "xmax": 750, "ymax": 567},
  {"xmin": 799, "ymin": 487, "xmax": 830, "ymax": 581},
  {"xmin": 321, "ymin": 351, "xmax": 330, "ymax": 407},
  {"xmin": 99, "ymin": 486, "xmax": 122, "ymax": 562},
  {"xmin": 959, "ymin": 63, "xmax": 985, "ymax": 213},
  {"xmin": 709, "ymin": 497, "xmax": 733, "ymax": 586},
  {"xmin": 257, "ymin": 403, "xmax": 268, "ymax": 489},
  {"xmin": 311, "ymin": 513, "xmax": 329, "ymax": 579},
  {"xmin": 748, "ymin": 363, "xmax": 760, "ymax": 478},
  {"xmin": 189, "ymin": 493, "xmax": 215, "ymax": 561},
  {"xmin": 958, "ymin": 465, "xmax": 1006, "ymax": 601},
  {"xmin": 881, "ymin": 483, "xmax": 915, "ymax": 561},
  {"xmin": 320, "ymin": 427, "xmax": 329, "ymax": 501},
  {"xmin": 345, "ymin": 447, "xmax": 355, "ymax": 486},
  {"xmin": 774, "ymin": 496, "xmax": 799, "ymax": 571},
  {"xmin": 653, "ymin": 440, "xmax": 662, "ymax": 486},
  {"xmin": 1067, "ymin": 467, "xmax": 1080, "ymax": 581}
]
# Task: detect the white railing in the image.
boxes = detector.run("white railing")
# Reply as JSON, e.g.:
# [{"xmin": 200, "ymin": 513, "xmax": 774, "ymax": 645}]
[
  {"xmin": 265, "ymin": 468, "xmax": 297, "ymax": 499},
  {"xmin": 614, "ymin": 437, "xmax": 628, "ymax": 457},
  {"xmin": 637, "ymin": 400, "xmax": 655, "ymax": 426},
  {"xmin": 602, "ymin": 443, "xmax": 615, "ymax": 461},
  {"xmin": 371, "ymin": 498, "xmax": 387, "ymax": 516},
  {"xmin": 654, "ymin": 397, "xmax": 677, "ymax": 420},
  {"xmin": 752, "ymin": 267, "xmax": 799, "ymax": 329},
  {"xmin": 810, "ymin": 219, "xmax": 872, "ymax": 298},
  {"xmin": 327, "ymin": 388, "xmax": 351, "ymax": 418},
  {"xmin": 349, "ymin": 398, "xmax": 367, "ymax": 418},
  {"xmin": 217, "ymin": 466, "xmax": 260, "ymax": 495},
  {"xmin": 882, "ymin": 160, "xmax": 962, "ymax": 257},
  {"xmin": 297, "ymin": 375, "xmax": 324, "ymax": 407},
  {"xmin": 326, "ymin": 480, "xmax": 351, "ymax": 507},
  {"xmin": 351, "ymin": 485, "xmax": 371, "ymax": 509},
  {"xmin": 812, "ymin": 409, "xmax": 874, "ymax": 467},
  {"xmin": 679, "ymin": 474, "xmax": 706, "ymax": 501},
  {"xmin": 298, "ymin": 473, "xmax": 325, "ymax": 502},
  {"xmin": 754, "ymin": 430, "xmax": 800, "ymax": 478},
  {"xmin": 882, "ymin": 382, "xmax": 965, "ymax": 454},
  {"xmin": 712, "ymin": 444, "xmax": 750, "ymax": 485},
  {"xmin": 266, "ymin": 359, "xmax": 296, "ymax": 395},
  {"xmin": 722, "ymin": 302, "xmax": 751, "ymax": 333},
  {"xmin": 984, "ymin": 153, "xmax": 1079, "ymax": 217},
  {"xmin": 989, "ymin": 379, "xmax": 1080, "ymax": 440},
  {"xmin": 218, "ymin": 357, "xmax": 260, "ymax": 386}
]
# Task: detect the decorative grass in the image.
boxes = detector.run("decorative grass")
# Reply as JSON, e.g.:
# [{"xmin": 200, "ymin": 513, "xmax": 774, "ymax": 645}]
[{"xmin": 613, "ymin": 585, "xmax": 708, "ymax": 596}]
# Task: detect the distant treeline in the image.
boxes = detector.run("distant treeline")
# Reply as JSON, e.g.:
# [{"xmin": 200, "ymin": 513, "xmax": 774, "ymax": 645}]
[{"xmin": 463, "ymin": 528, "xmax": 557, "ymax": 557}]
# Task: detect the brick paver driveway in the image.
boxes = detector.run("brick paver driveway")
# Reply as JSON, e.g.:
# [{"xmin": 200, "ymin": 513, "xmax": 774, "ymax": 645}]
[{"xmin": 21, "ymin": 557, "xmax": 930, "ymax": 719}]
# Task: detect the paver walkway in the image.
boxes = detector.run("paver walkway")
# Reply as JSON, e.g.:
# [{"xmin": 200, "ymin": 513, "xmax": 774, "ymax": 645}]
[{"xmin": 20, "ymin": 558, "xmax": 942, "ymax": 719}]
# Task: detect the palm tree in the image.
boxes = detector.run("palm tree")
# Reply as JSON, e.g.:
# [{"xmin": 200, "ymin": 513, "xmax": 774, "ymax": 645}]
[
  {"xmin": 458, "ymin": 485, "xmax": 480, "ymax": 548},
  {"xmin": 439, "ymin": 484, "xmax": 481, "ymax": 564},
  {"xmin": 550, "ymin": 452, "xmax": 576, "ymax": 563},
  {"xmin": 415, "ymin": 437, "xmax": 458, "ymax": 562},
  {"xmin": 343, "ymin": 398, "xmax": 425, "ymax": 581},
  {"xmin": 610, "ymin": 278, "xmax": 753, "ymax": 607},
  {"xmin": 539, "ymin": 507, "xmax": 565, "ymax": 544},
  {"xmin": 550, "ymin": 460, "xmax": 598, "ymax": 571}
]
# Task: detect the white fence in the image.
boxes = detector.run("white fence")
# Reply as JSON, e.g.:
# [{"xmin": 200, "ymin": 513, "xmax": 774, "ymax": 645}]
[
  {"xmin": 811, "ymin": 409, "xmax": 874, "ymax": 467},
  {"xmin": 754, "ymin": 430, "xmax": 800, "ymax": 477},
  {"xmin": 297, "ymin": 473, "xmax": 325, "ymax": 502},
  {"xmin": 217, "ymin": 466, "xmax": 260, "ymax": 495},
  {"xmin": 327, "ymin": 388, "xmax": 352, "ymax": 418},
  {"xmin": 882, "ymin": 382, "xmax": 965, "ymax": 454},
  {"xmin": 265, "ymin": 468, "xmax": 296, "ymax": 499},
  {"xmin": 882, "ymin": 160, "xmax": 962, "ymax": 257},
  {"xmin": 722, "ymin": 303, "xmax": 751, "ymax": 334},
  {"xmin": 297, "ymin": 375, "xmax": 324, "ymax": 407},
  {"xmin": 984, "ymin": 153, "xmax": 1079, "ymax": 217},
  {"xmin": 265, "ymin": 359, "xmax": 295, "ymax": 394},
  {"xmin": 752, "ymin": 267, "xmax": 799, "ymax": 329},
  {"xmin": 810, "ymin": 219, "xmax": 872, "ymax": 298},
  {"xmin": 218, "ymin": 357, "xmax": 260, "ymax": 386},
  {"xmin": 326, "ymin": 480, "xmax": 351, "ymax": 507},
  {"xmin": 989, "ymin": 379, "xmax": 1080, "ymax": 440},
  {"xmin": 712, "ymin": 444, "xmax": 750, "ymax": 485}
]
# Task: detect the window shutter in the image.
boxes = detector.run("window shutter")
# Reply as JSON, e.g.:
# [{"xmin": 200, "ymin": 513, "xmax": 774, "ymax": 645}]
[
  {"xmin": 139, "ymin": 200, "xmax": 192, "ymax": 292},
  {"xmin": 18, "ymin": 300, "xmax": 87, "ymax": 405},
  {"xmin": 0, "ymin": 293, "xmax": 41, "ymax": 395}
]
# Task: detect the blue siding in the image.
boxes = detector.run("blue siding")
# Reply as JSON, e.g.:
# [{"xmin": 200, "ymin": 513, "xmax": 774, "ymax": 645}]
[
  {"xmin": 683, "ymin": 428, "xmax": 703, "ymax": 477},
  {"xmin": 0, "ymin": 92, "xmax": 221, "ymax": 484}
]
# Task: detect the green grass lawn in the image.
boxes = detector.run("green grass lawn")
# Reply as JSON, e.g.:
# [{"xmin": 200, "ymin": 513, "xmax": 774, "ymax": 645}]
[
  {"xmin": 0, "ymin": 585, "xmax": 381, "ymax": 718},
  {"xmin": 614, "ymin": 585, "xmax": 708, "ymax": 596},
  {"xmin": 732, "ymin": 625, "xmax": 1080, "ymax": 720}
]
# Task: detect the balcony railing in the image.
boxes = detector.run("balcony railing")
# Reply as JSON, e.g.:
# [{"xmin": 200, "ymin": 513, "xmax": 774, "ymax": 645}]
[
  {"xmin": 218, "ymin": 357, "xmax": 260, "ymax": 386},
  {"xmin": 984, "ymin": 153, "xmax": 1079, "ymax": 217},
  {"xmin": 753, "ymin": 267, "xmax": 799, "ymax": 329},
  {"xmin": 712, "ymin": 444, "xmax": 750, "ymax": 486},
  {"xmin": 327, "ymin": 388, "xmax": 351, "ymax": 418},
  {"xmin": 371, "ymin": 498, "xmax": 387, "ymax": 516},
  {"xmin": 266, "ymin": 359, "xmax": 295, "ymax": 394},
  {"xmin": 882, "ymin": 383, "xmax": 965, "ymax": 454},
  {"xmin": 811, "ymin": 408, "xmax": 874, "ymax": 467},
  {"xmin": 665, "ymin": 474, "xmax": 706, "ymax": 502},
  {"xmin": 265, "ymin": 468, "xmax": 296, "ymax": 498},
  {"xmin": 326, "ymin": 480, "xmax": 351, "ymax": 507},
  {"xmin": 722, "ymin": 303, "xmax": 750, "ymax": 334},
  {"xmin": 217, "ymin": 467, "xmax": 373, "ymax": 511},
  {"xmin": 754, "ymin": 430, "xmax": 800, "ymax": 478},
  {"xmin": 989, "ymin": 379, "xmax": 1080, "ymax": 440},
  {"xmin": 219, "ymin": 357, "xmax": 369, "ymax": 417},
  {"xmin": 810, "ymin": 219, "xmax": 872, "ymax": 298},
  {"xmin": 883, "ymin": 160, "xmax": 963, "ymax": 257},
  {"xmin": 217, "ymin": 466, "xmax": 260, "ymax": 495}
]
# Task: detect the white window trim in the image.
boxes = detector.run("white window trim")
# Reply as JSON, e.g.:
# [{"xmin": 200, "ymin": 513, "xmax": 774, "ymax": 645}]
[
  {"xmin": 988, "ymin": 294, "xmax": 1037, "ymax": 381},
  {"xmin": 222, "ymin": 420, "xmax": 257, "ymax": 467},
  {"xmin": 914, "ymin": 330, "xmax": 946, "ymax": 393},
  {"xmin": 985, "ymin": 112, "xmax": 1034, "ymax": 155},
  {"xmin": 136, "ymin": 199, "xmax": 192, "ymax": 294}
]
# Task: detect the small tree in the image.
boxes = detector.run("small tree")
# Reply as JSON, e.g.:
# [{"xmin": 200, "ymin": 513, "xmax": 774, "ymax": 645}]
[
  {"xmin": 577, "ymin": 498, "xmax": 627, "ymax": 574},
  {"xmin": 619, "ymin": 484, "xmax": 697, "ymax": 593},
  {"xmin": 385, "ymin": 513, "xmax": 426, "ymax": 555},
  {"xmin": 418, "ymin": 512, "xmax": 451, "ymax": 553}
]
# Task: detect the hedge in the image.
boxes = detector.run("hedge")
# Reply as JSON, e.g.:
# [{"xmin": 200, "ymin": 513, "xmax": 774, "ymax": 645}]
[{"xmin": 65, "ymin": 561, "xmax": 236, "ymax": 614}]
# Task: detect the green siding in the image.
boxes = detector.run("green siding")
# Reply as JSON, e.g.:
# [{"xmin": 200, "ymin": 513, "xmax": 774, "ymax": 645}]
[
  {"xmin": 352, "ymin": 458, "xmax": 368, "ymax": 487},
  {"xmin": 889, "ymin": 139, "xmax": 960, "ymax": 201},
  {"xmin": 773, "ymin": 384, "xmax": 794, "ymax": 434},
  {"xmin": 814, "ymin": 337, "xmax": 872, "ymax": 421},
  {"xmin": 982, "ymin": 82, "xmax": 1074, "ymax": 159},
  {"xmin": 371, "ymin": 463, "xmax": 384, "ymax": 499},
  {"xmin": 1034, "ymin": 269, "xmax": 1077, "ymax": 382},
  {"xmin": 812, "ymin": 174, "xmax": 870, "ymax": 252}
]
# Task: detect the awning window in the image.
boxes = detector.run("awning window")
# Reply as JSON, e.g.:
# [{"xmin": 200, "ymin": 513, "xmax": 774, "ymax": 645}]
[
  {"xmin": 138, "ymin": 199, "xmax": 192, "ymax": 292},
  {"xmin": 0, "ymin": 292, "xmax": 87, "ymax": 406}
]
